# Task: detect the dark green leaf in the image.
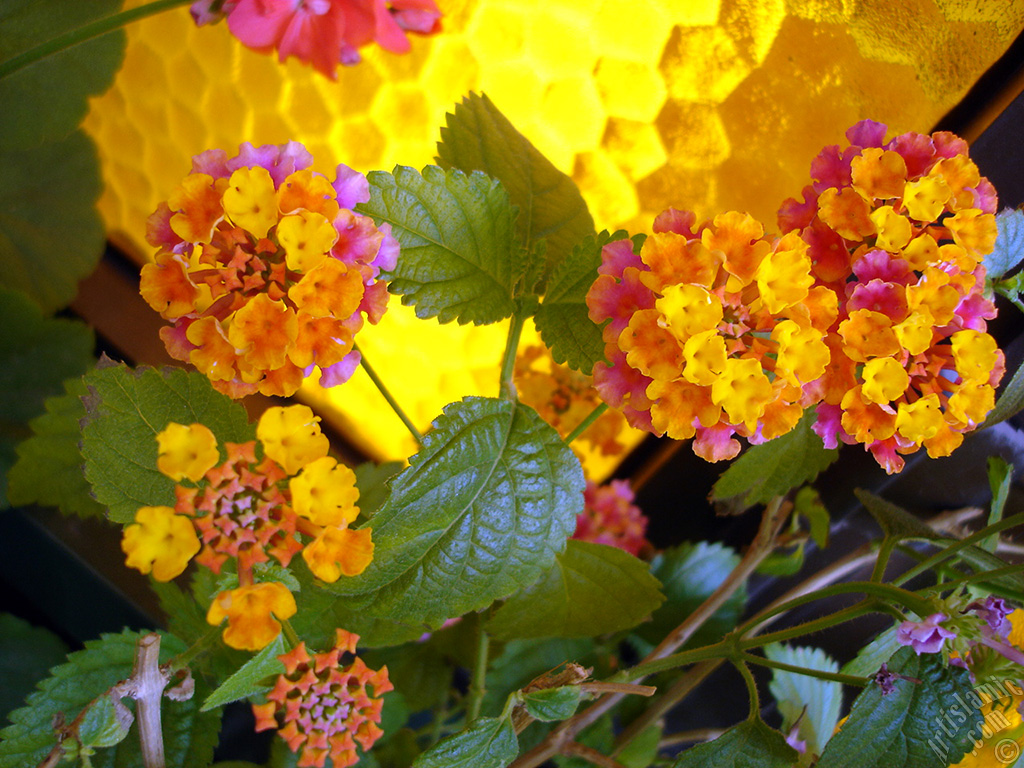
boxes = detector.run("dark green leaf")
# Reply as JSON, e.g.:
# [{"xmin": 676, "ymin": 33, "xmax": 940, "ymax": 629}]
[
  {"xmin": 522, "ymin": 685, "xmax": 581, "ymax": 722},
  {"xmin": 817, "ymin": 646, "xmax": 981, "ymax": 768},
  {"xmin": 711, "ymin": 410, "xmax": 838, "ymax": 507},
  {"xmin": 358, "ymin": 165, "xmax": 521, "ymax": 325},
  {"xmin": 488, "ymin": 540, "xmax": 664, "ymax": 640},
  {"xmin": 8, "ymin": 376, "xmax": 104, "ymax": 518},
  {"xmin": 412, "ymin": 715, "xmax": 519, "ymax": 768},
  {"xmin": 327, "ymin": 397, "xmax": 584, "ymax": 628},
  {"xmin": 0, "ymin": 630, "xmax": 219, "ymax": 768},
  {"xmin": 0, "ymin": 0, "xmax": 125, "ymax": 149},
  {"xmin": 985, "ymin": 209, "xmax": 1024, "ymax": 280},
  {"xmin": 436, "ymin": 92, "xmax": 595, "ymax": 289},
  {"xmin": 534, "ymin": 231, "xmax": 630, "ymax": 374},
  {"xmin": 982, "ymin": 357, "xmax": 1024, "ymax": 429},
  {"xmin": 0, "ymin": 288, "xmax": 94, "ymax": 507},
  {"xmin": 201, "ymin": 635, "xmax": 286, "ymax": 712},
  {"xmin": 354, "ymin": 460, "xmax": 404, "ymax": 520},
  {"xmin": 0, "ymin": 131, "xmax": 106, "ymax": 312},
  {"xmin": 764, "ymin": 644, "xmax": 842, "ymax": 758},
  {"xmin": 669, "ymin": 717, "xmax": 798, "ymax": 767},
  {"xmin": 983, "ymin": 456, "xmax": 1013, "ymax": 552},
  {"xmin": 80, "ymin": 362, "xmax": 254, "ymax": 523},
  {"xmin": 0, "ymin": 614, "xmax": 68, "ymax": 723},
  {"xmin": 617, "ymin": 723, "xmax": 662, "ymax": 768},
  {"xmin": 636, "ymin": 541, "xmax": 745, "ymax": 648}
]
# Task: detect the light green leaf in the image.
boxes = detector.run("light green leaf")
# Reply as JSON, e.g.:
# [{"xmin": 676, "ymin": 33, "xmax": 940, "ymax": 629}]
[
  {"xmin": 617, "ymin": 723, "xmax": 662, "ymax": 768},
  {"xmin": 80, "ymin": 362, "xmax": 254, "ymax": 523},
  {"xmin": 983, "ymin": 358, "xmax": 1024, "ymax": 428},
  {"xmin": 985, "ymin": 208, "xmax": 1024, "ymax": 280},
  {"xmin": 534, "ymin": 231, "xmax": 629, "ymax": 374},
  {"xmin": 0, "ymin": 630, "xmax": 219, "ymax": 768},
  {"xmin": 0, "ymin": 132, "xmax": 106, "ymax": 312},
  {"xmin": 669, "ymin": 717, "xmax": 798, "ymax": 767},
  {"xmin": 412, "ymin": 715, "xmax": 519, "ymax": 768},
  {"xmin": 983, "ymin": 456, "xmax": 1013, "ymax": 551},
  {"xmin": 636, "ymin": 541, "xmax": 745, "ymax": 649},
  {"xmin": 483, "ymin": 637, "xmax": 596, "ymax": 717},
  {"xmin": 522, "ymin": 685, "xmax": 581, "ymax": 722},
  {"xmin": 327, "ymin": 397, "xmax": 584, "ymax": 628},
  {"xmin": 841, "ymin": 623, "xmax": 900, "ymax": 678},
  {"xmin": 0, "ymin": 288, "xmax": 94, "ymax": 507},
  {"xmin": 711, "ymin": 410, "xmax": 838, "ymax": 507},
  {"xmin": 202, "ymin": 635, "xmax": 287, "ymax": 712},
  {"xmin": 436, "ymin": 92, "xmax": 595, "ymax": 290},
  {"xmin": 8, "ymin": 376, "xmax": 104, "ymax": 518},
  {"xmin": 77, "ymin": 692, "xmax": 131, "ymax": 749},
  {"xmin": 764, "ymin": 644, "xmax": 842, "ymax": 759},
  {"xmin": 0, "ymin": 614, "xmax": 68, "ymax": 723},
  {"xmin": 487, "ymin": 540, "xmax": 664, "ymax": 640},
  {"xmin": 817, "ymin": 646, "xmax": 981, "ymax": 768},
  {"xmin": 358, "ymin": 165, "xmax": 522, "ymax": 325}
]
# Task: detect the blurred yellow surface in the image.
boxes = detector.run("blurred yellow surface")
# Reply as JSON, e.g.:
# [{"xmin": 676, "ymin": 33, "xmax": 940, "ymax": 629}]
[{"xmin": 84, "ymin": 0, "xmax": 1024, "ymax": 467}]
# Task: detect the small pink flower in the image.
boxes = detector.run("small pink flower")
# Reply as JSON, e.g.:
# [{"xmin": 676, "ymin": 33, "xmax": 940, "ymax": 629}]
[
  {"xmin": 896, "ymin": 613, "xmax": 957, "ymax": 655},
  {"xmin": 573, "ymin": 480, "xmax": 649, "ymax": 557}
]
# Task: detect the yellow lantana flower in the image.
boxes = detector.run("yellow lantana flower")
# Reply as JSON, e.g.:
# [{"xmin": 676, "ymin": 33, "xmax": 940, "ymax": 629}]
[
  {"xmin": 122, "ymin": 505, "xmax": 200, "ymax": 582},
  {"xmin": 303, "ymin": 527, "xmax": 374, "ymax": 583},
  {"xmin": 207, "ymin": 582, "xmax": 297, "ymax": 651},
  {"xmin": 257, "ymin": 404, "xmax": 330, "ymax": 475},
  {"xmin": 156, "ymin": 422, "xmax": 220, "ymax": 482},
  {"xmin": 290, "ymin": 456, "xmax": 360, "ymax": 528}
]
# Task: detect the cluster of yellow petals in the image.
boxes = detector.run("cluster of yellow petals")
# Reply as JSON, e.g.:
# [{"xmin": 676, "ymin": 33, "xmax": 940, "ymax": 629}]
[{"xmin": 121, "ymin": 404, "xmax": 374, "ymax": 650}]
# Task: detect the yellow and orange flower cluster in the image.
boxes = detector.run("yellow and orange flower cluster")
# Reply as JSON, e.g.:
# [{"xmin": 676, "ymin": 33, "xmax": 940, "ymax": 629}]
[
  {"xmin": 121, "ymin": 404, "xmax": 373, "ymax": 650},
  {"xmin": 253, "ymin": 630, "xmax": 392, "ymax": 768},
  {"xmin": 141, "ymin": 142, "xmax": 396, "ymax": 398},
  {"xmin": 587, "ymin": 121, "xmax": 1003, "ymax": 472}
]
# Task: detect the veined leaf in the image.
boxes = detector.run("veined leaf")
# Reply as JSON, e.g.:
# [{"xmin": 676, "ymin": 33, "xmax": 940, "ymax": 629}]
[
  {"xmin": 201, "ymin": 635, "xmax": 286, "ymax": 711},
  {"xmin": 711, "ymin": 410, "xmax": 838, "ymax": 507},
  {"xmin": 982, "ymin": 360, "xmax": 1024, "ymax": 429},
  {"xmin": 841, "ymin": 623, "xmax": 900, "ymax": 678},
  {"xmin": 521, "ymin": 685, "xmax": 581, "ymax": 722},
  {"xmin": 534, "ymin": 230, "xmax": 630, "ymax": 374},
  {"xmin": 669, "ymin": 717, "xmax": 798, "ymax": 767},
  {"xmin": 487, "ymin": 540, "xmax": 664, "ymax": 640},
  {"xmin": 354, "ymin": 460, "xmax": 404, "ymax": 521},
  {"xmin": 437, "ymin": 92, "xmax": 595, "ymax": 290},
  {"xmin": 412, "ymin": 714, "xmax": 518, "ymax": 768},
  {"xmin": 327, "ymin": 397, "xmax": 584, "ymax": 628},
  {"xmin": 765, "ymin": 644, "xmax": 842, "ymax": 759},
  {"xmin": 985, "ymin": 208, "xmax": 1024, "ymax": 280},
  {"xmin": 80, "ymin": 362, "xmax": 254, "ymax": 523},
  {"xmin": 358, "ymin": 165, "xmax": 522, "ymax": 325},
  {"xmin": 817, "ymin": 646, "xmax": 981, "ymax": 768}
]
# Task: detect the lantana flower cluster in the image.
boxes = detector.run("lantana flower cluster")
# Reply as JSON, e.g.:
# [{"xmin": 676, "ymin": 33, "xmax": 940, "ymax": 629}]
[
  {"xmin": 573, "ymin": 479, "xmax": 649, "ymax": 557},
  {"xmin": 780, "ymin": 120, "xmax": 1003, "ymax": 473},
  {"xmin": 141, "ymin": 141, "xmax": 396, "ymax": 399},
  {"xmin": 121, "ymin": 404, "xmax": 373, "ymax": 650},
  {"xmin": 191, "ymin": 0, "xmax": 442, "ymax": 77},
  {"xmin": 254, "ymin": 630, "xmax": 392, "ymax": 768},
  {"xmin": 587, "ymin": 121, "xmax": 1003, "ymax": 472}
]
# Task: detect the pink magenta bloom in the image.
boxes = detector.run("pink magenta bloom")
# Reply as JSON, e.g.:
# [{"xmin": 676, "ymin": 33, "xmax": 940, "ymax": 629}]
[
  {"xmin": 897, "ymin": 613, "xmax": 957, "ymax": 655},
  {"xmin": 220, "ymin": 0, "xmax": 442, "ymax": 77},
  {"xmin": 573, "ymin": 479, "xmax": 649, "ymax": 556}
]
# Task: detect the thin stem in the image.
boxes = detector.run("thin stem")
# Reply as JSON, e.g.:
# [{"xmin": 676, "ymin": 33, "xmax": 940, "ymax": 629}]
[
  {"xmin": 615, "ymin": 642, "xmax": 731, "ymax": 682},
  {"xmin": 733, "ymin": 660, "xmax": 760, "ymax": 720},
  {"xmin": 466, "ymin": 613, "xmax": 490, "ymax": 724},
  {"xmin": 167, "ymin": 626, "xmax": 222, "ymax": 671},
  {"xmin": 0, "ymin": 0, "xmax": 192, "ymax": 79},
  {"xmin": 280, "ymin": 619, "xmax": 301, "ymax": 650},
  {"xmin": 871, "ymin": 537, "xmax": 897, "ymax": 582},
  {"xmin": 738, "ymin": 652, "xmax": 869, "ymax": 687},
  {"xmin": 561, "ymin": 742, "xmax": 628, "ymax": 768},
  {"xmin": 737, "ymin": 601, "xmax": 883, "ymax": 650},
  {"xmin": 498, "ymin": 313, "xmax": 527, "ymax": 400},
  {"xmin": 564, "ymin": 403, "xmax": 608, "ymax": 446},
  {"xmin": 354, "ymin": 343, "xmax": 422, "ymax": 445}
]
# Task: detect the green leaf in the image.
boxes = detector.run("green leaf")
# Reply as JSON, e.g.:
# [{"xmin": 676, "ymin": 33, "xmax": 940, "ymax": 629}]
[
  {"xmin": 534, "ymin": 231, "xmax": 630, "ymax": 374},
  {"xmin": 412, "ymin": 715, "xmax": 519, "ymax": 768},
  {"xmin": 436, "ymin": 92, "xmax": 595, "ymax": 290},
  {"xmin": 764, "ymin": 644, "xmax": 842, "ymax": 759},
  {"xmin": 8, "ymin": 376, "xmax": 104, "ymax": 518},
  {"xmin": 0, "ymin": 288, "xmax": 94, "ymax": 507},
  {"xmin": 756, "ymin": 541, "xmax": 806, "ymax": 577},
  {"xmin": 80, "ymin": 362, "xmax": 254, "ymax": 523},
  {"xmin": 669, "ymin": 717, "xmax": 798, "ymax": 767},
  {"xmin": 202, "ymin": 635, "xmax": 287, "ymax": 712},
  {"xmin": 617, "ymin": 723, "xmax": 662, "ymax": 768},
  {"xmin": 636, "ymin": 541, "xmax": 745, "ymax": 649},
  {"xmin": 487, "ymin": 540, "xmax": 664, "ymax": 640},
  {"xmin": 0, "ymin": 0, "xmax": 125, "ymax": 150},
  {"xmin": 0, "ymin": 630, "xmax": 219, "ymax": 768},
  {"xmin": 841, "ymin": 623, "xmax": 900, "ymax": 678},
  {"xmin": 985, "ymin": 209, "xmax": 1024, "ymax": 280},
  {"xmin": 354, "ymin": 460, "xmax": 404, "ymax": 520},
  {"xmin": 77, "ymin": 692, "xmax": 131, "ymax": 749},
  {"xmin": 983, "ymin": 456, "xmax": 1014, "ymax": 551},
  {"xmin": 983, "ymin": 356, "xmax": 1024, "ymax": 429},
  {"xmin": 327, "ymin": 397, "xmax": 584, "ymax": 628},
  {"xmin": 817, "ymin": 646, "xmax": 981, "ymax": 768},
  {"xmin": 522, "ymin": 685, "xmax": 581, "ymax": 722},
  {"xmin": 483, "ymin": 637, "xmax": 596, "ymax": 717},
  {"xmin": 0, "ymin": 614, "xmax": 68, "ymax": 723},
  {"xmin": 358, "ymin": 165, "xmax": 522, "ymax": 325},
  {"xmin": 711, "ymin": 410, "xmax": 838, "ymax": 507},
  {"xmin": 795, "ymin": 486, "xmax": 830, "ymax": 549},
  {"xmin": 0, "ymin": 131, "xmax": 106, "ymax": 312}
]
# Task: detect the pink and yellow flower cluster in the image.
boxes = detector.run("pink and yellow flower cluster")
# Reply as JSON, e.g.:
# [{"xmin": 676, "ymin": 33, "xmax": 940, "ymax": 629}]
[
  {"xmin": 253, "ymin": 629, "xmax": 392, "ymax": 768},
  {"xmin": 587, "ymin": 121, "xmax": 1003, "ymax": 472},
  {"xmin": 121, "ymin": 404, "xmax": 373, "ymax": 650},
  {"xmin": 141, "ymin": 141, "xmax": 396, "ymax": 399},
  {"xmin": 573, "ymin": 479, "xmax": 649, "ymax": 557}
]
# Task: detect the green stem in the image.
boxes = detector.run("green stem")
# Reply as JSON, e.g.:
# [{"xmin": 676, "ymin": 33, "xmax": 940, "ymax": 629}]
[
  {"xmin": 871, "ymin": 537, "xmax": 897, "ymax": 582},
  {"xmin": 739, "ymin": 652, "xmax": 869, "ymax": 687},
  {"xmin": 354, "ymin": 343, "xmax": 423, "ymax": 445},
  {"xmin": 167, "ymin": 625, "xmax": 222, "ymax": 671},
  {"xmin": 892, "ymin": 511, "xmax": 1024, "ymax": 588},
  {"xmin": 737, "ymin": 601, "xmax": 883, "ymax": 650},
  {"xmin": 280, "ymin": 619, "xmax": 301, "ymax": 650},
  {"xmin": 466, "ymin": 613, "xmax": 490, "ymax": 724},
  {"xmin": 0, "ymin": 0, "xmax": 192, "ymax": 79},
  {"xmin": 734, "ymin": 660, "xmax": 760, "ymax": 720},
  {"xmin": 917, "ymin": 561, "xmax": 1024, "ymax": 596},
  {"xmin": 564, "ymin": 403, "xmax": 608, "ymax": 446},
  {"xmin": 615, "ymin": 641, "xmax": 732, "ymax": 682},
  {"xmin": 498, "ymin": 313, "xmax": 527, "ymax": 400}
]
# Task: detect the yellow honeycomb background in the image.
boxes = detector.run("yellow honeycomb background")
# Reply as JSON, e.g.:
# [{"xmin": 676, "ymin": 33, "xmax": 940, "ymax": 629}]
[{"xmin": 84, "ymin": 0, "xmax": 1024, "ymax": 467}]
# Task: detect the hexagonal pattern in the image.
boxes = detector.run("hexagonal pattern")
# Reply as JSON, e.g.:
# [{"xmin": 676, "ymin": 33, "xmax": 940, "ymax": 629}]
[{"xmin": 84, "ymin": 0, "xmax": 1024, "ymax": 463}]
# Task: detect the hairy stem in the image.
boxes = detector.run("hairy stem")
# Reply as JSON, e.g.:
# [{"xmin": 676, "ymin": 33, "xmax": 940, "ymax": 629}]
[
  {"xmin": 466, "ymin": 613, "xmax": 490, "ymax": 724},
  {"xmin": 738, "ymin": 651, "xmax": 869, "ymax": 687},
  {"xmin": 499, "ymin": 313, "xmax": 527, "ymax": 400}
]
